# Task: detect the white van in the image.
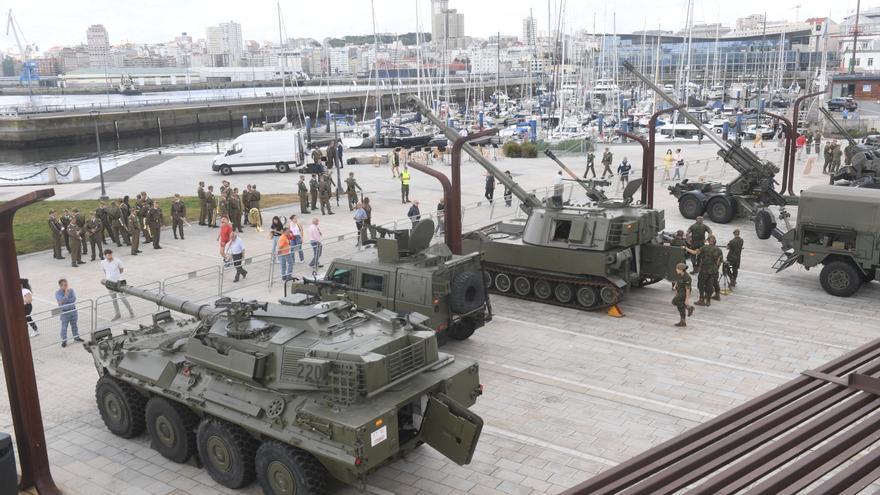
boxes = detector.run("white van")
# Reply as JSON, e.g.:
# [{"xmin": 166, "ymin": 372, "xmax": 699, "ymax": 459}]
[{"xmin": 212, "ymin": 129, "xmax": 306, "ymax": 175}]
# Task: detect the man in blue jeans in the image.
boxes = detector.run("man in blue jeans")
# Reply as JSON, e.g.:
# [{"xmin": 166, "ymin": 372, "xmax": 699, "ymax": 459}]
[{"xmin": 55, "ymin": 278, "xmax": 82, "ymax": 347}]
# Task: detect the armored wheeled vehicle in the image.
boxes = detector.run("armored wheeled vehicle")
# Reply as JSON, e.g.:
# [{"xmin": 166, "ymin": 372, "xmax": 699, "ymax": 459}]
[
  {"xmin": 407, "ymin": 95, "xmax": 684, "ymax": 311},
  {"xmin": 772, "ymin": 185, "xmax": 879, "ymax": 297},
  {"xmin": 286, "ymin": 219, "xmax": 490, "ymax": 344},
  {"xmin": 84, "ymin": 281, "xmax": 483, "ymax": 494}
]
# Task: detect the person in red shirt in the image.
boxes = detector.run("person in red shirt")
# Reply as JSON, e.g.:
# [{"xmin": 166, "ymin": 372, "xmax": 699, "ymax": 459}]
[
  {"xmin": 796, "ymin": 133, "xmax": 807, "ymax": 160},
  {"xmin": 217, "ymin": 216, "xmax": 233, "ymax": 258}
]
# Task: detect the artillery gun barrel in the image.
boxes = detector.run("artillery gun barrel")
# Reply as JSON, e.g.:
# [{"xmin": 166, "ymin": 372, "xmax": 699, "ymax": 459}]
[
  {"xmin": 406, "ymin": 95, "xmax": 542, "ymax": 210},
  {"xmin": 819, "ymin": 107, "xmax": 858, "ymax": 147},
  {"xmin": 103, "ymin": 281, "xmax": 216, "ymax": 320},
  {"xmin": 544, "ymin": 150, "xmax": 608, "ymax": 202},
  {"xmin": 621, "ymin": 61, "xmax": 730, "ymax": 151}
]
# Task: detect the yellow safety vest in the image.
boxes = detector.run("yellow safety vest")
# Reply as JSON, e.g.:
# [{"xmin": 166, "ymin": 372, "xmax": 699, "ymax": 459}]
[{"xmin": 401, "ymin": 171, "xmax": 410, "ymax": 185}]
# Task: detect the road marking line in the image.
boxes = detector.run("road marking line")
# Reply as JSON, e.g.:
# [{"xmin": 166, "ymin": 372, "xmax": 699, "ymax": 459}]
[
  {"xmin": 479, "ymin": 359, "xmax": 716, "ymax": 420},
  {"xmin": 484, "ymin": 425, "xmax": 617, "ymax": 467},
  {"xmin": 365, "ymin": 484, "xmax": 396, "ymax": 495},
  {"xmin": 494, "ymin": 315, "xmax": 791, "ymax": 380}
]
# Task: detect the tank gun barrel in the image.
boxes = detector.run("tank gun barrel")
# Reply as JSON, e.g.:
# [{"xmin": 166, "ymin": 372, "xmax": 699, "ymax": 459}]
[
  {"xmin": 406, "ymin": 95, "xmax": 542, "ymax": 210},
  {"xmin": 104, "ymin": 281, "xmax": 215, "ymax": 320},
  {"xmin": 819, "ymin": 107, "xmax": 858, "ymax": 147},
  {"xmin": 621, "ymin": 61, "xmax": 730, "ymax": 151}
]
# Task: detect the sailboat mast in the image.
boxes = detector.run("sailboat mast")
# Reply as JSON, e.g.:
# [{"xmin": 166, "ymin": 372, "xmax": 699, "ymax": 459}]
[{"xmin": 276, "ymin": 1, "xmax": 288, "ymax": 121}]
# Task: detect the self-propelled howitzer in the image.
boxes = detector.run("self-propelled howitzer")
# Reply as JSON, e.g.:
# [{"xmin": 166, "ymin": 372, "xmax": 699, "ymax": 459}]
[{"xmin": 85, "ymin": 281, "xmax": 483, "ymax": 495}]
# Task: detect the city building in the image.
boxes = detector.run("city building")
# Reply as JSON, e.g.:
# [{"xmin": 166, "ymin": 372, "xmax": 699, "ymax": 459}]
[
  {"xmin": 522, "ymin": 15, "xmax": 538, "ymax": 46},
  {"xmin": 431, "ymin": 0, "xmax": 466, "ymax": 49},
  {"xmin": 206, "ymin": 21, "xmax": 243, "ymax": 67},
  {"xmin": 86, "ymin": 24, "xmax": 110, "ymax": 68},
  {"xmin": 838, "ymin": 7, "xmax": 880, "ymax": 73}
]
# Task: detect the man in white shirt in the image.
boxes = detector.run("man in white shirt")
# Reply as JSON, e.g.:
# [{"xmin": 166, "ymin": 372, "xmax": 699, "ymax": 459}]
[
  {"xmin": 308, "ymin": 217, "xmax": 323, "ymax": 269},
  {"xmin": 100, "ymin": 249, "xmax": 135, "ymax": 320},
  {"xmin": 224, "ymin": 231, "xmax": 248, "ymax": 282}
]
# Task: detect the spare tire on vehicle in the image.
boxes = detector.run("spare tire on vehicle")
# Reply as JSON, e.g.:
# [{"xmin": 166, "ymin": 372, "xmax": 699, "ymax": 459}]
[{"xmin": 449, "ymin": 271, "xmax": 487, "ymax": 314}]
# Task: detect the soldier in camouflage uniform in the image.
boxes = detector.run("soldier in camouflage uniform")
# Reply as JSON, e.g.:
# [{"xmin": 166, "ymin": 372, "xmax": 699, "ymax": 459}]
[
  {"xmin": 309, "ymin": 175, "xmax": 319, "ymax": 210},
  {"xmin": 108, "ymin": 200, "xmax": 128, "ymax": 247},
  {"xmin": 48, "ymin": 210, "xmax": 65, "ymax": 260},
  {"xmin": 67, "ymin": 220, "xmax": 84, "ymax": 267},
  {"xmin": 298, "ymin": 176, "xmax": 310, "ymax": 214},
  {"xmin": 242, "ymin": 185, "xmax": 252, "ymax": 225},
  {"xmin": 726, "ymin": 229, "xmax": 744, "ymax": 288},
  {"xmin": 345, "ymin": 172, "xmax": 362, "ymax": 211},
  {"xmin": 197, "ymin": 181, "xmax": 207, "ymax": 225},
  {"xmin": 60, "ymin": 209, "xmax": 72, "ymax": 253},
  {"xmin": 687, "ymin": 216, "xmax": 712, "ymax": 274},
  {"xmin": 671, "ymin": 262, "xmax": 694, "ymax": 327},
  {"xmin": 205, "ymin": 186, "xmax": 217, "ymax": 227},
  {"xmin": 319, "ymin": 175, "xmax": 334, "ymax": 215},
  {"xmin": 73, "ymin": 208, "xmax": 87, "ymax": 256},
  {"xmin": 228, "ymin": 189, "xmax": 243, "ymax": 232},
  {"xmin": 687, "ymin": 235, "xmax": 723, "ymax": 306}
]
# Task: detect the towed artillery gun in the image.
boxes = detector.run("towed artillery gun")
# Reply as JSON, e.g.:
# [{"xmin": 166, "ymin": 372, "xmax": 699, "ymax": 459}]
[
  {"xmin": 284, "ymin": 219, "xmax": 491, "ymax": 344},
  {"xmin": 408, "ymin": 95, "xmax": 684, "ymax": 312},
  {"xmin": 772, "ymin": 185, "xmax": 879, "ymax": 297},
  {"xmin": 84, "ymin": 281, "xmax": 483, "ymax": 494},
  {"xmin": 819, "ymin": 107, "xmax": 880, "ymax": 189},
  {"xmin": 623, "ymin": 61, "xmax": 792, "ymax": 237}
]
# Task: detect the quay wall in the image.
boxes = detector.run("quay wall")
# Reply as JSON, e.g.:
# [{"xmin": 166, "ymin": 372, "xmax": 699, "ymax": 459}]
[{"xmin": 0, "ymin": 85, "xmax": 512, "ymax": 148}]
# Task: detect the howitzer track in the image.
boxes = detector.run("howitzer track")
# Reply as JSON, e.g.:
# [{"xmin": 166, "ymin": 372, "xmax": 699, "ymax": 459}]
[{"xmin": 484, "ymin": 264, "xmax": 623, "ymax": 311}]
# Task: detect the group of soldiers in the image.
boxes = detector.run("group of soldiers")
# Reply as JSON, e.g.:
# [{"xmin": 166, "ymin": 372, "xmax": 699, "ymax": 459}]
[
  {"xmin": 47, "ymin": 193, "xmax": 176, "ymax": 267},
  {"xmin": 821, "ymin": 140, "xmax": 845, "ymax": 174},
  {"xmin": 667, "ymin": 216, "xmax": 744, "ymax": 327},
  {"xmin": 296, "ymin": 171, "xmax": 364, "ymax": 215},
  {"xmin": 196, "ymin": 180, "xmax": 262, "ymax": 231}
]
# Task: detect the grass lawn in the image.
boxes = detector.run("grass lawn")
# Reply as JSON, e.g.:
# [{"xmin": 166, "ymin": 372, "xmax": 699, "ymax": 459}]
[{"xmin": 11, "ymin": 193, "xmax": 298, "ymax": 255}]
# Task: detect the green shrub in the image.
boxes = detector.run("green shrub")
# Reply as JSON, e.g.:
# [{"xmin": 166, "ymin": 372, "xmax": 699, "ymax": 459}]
[
  {"xmin": 502, "ymin": 141, "xmax": 522, "ymax": 158},
  {"xmin": 521, "ymin": 142, "xmax": 538, "ymax": 158}
]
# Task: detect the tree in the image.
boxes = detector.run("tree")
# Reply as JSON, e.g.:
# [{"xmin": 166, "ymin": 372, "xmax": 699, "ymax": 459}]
[{"xmin": 1, "ymin": 56, "xmax": 15, "ymax": 77}]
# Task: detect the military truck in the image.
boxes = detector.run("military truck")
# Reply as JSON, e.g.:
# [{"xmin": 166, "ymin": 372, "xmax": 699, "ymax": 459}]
[
  {"xmin": 773, "ymin": 185, "xmax": 879, "ymax": 296},
  {"xmin": 286, "ymin": 219, "xmax": 490, "ymax": 344},
  {"xmin": 406, "ymin": 95, "xmax": 685, "ymax": 312},
  {"xmin": 84, "ymin": 281, "xmax": 483, "ymax": 494}
]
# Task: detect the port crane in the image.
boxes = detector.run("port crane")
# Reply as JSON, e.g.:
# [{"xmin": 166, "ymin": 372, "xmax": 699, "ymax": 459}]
[{"xmin": 5, "ymin": 9, "xmax": 39, "ymax": 98}]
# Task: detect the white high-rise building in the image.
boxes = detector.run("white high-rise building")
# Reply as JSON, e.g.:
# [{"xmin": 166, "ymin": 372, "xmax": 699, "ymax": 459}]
[
  {"xmin": 206, "ymin": 21, "xmax": 243, "ymax": 66},
  {"xmin": 522, "ymin": 15, "xmax": 537, "ymax": 46},
  {"xmin": 431, "ymin": 0, "xmax": 465, "ymax": 48},
  {"xmin": 86, "ymin": 24, "xmax": 110, "ymax": 68}
]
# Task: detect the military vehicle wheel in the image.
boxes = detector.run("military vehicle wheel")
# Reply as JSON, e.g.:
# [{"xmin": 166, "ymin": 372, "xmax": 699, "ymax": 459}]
[
  {"xmin": 256, "ymin": 441, "xmax": 328, "ymax": 495},
  {"xmin": 494, "ymin": 273, "xmax": 512, "ymax": 293},
  {"xmin": 145, "ymin": 397, "xmax": 198, "ymax": 463},
  {"xmin": 754, "ymin": 210, "xmax": 776, "ymax": 240},
  {"xmin": 599, "ymin": 286, "xmax": 617, "ymax": 304},
  {"xmin": 554, "ymin": 284, "xmax": 574, "ymax": 304},
  {"xmin": 513, "ymin": 276, "xmax": 531, "ymax": 296},
  {"xmin": 706, "ymin": 196, "xmax": 736, "ymax": 224},
  {"xmin": 197, "ymin": 418, "xmax": 258, "ymax": 489},
  {"xmin": 450, "ymin": 271, "xmax": 487, "ymax": 314},
  {"xmin": 576, "ymin": 287, "xmax": 598, "ymax": 308},
  {"xmin": 678, "ymin": 195, "xmax": 704, "ymax": 220},
  {"xmin": 449, "ymin": 317, "xmax": 478, "ymax": 340},
  {"xmin": 533, "ymin": 280, "xmax": 552, "ymax": 299},
  {"xmin": 220, "ymin": 164, "xmax": 232, "ymax": 176},
  {"xmin": 95, "ymin": 376, "xmax": 146, "ymax": 439},
  {"xmin": 820, "ymin": 261, "xmax": 863, "ymax": 297}
]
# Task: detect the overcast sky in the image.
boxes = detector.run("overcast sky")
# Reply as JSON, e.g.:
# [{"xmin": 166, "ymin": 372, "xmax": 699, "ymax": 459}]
[{"xmin": 1, "ymin": 0, "xmax": 856, "ymax": 54}]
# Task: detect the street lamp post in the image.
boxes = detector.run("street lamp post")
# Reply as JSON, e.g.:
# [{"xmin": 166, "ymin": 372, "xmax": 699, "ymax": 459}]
[{"xmin": 90, "ymin": 110, "xmax": 109, "ymax": 200}]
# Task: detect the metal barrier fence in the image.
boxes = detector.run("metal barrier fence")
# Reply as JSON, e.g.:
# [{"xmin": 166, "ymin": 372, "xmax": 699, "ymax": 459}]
[
  {"xmin": 163, "ymin": 265, "xmax": 222, "ymax": 302},
  {"xmin": 27, "ymin": 300, "xmax": 95, "ymax": 351},
  {"xmin": 94, "ymin": 281, "xmax": 162, "ymax": 332}
]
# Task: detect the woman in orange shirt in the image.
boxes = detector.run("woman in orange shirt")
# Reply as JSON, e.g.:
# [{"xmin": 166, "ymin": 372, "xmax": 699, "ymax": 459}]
[{"xmin": 277, "ymin": 227, "xmax": 294, "ymax": 281}]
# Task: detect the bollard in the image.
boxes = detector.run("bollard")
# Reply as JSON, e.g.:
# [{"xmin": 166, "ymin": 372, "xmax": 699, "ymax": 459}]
[
  {"xmin": 71, "ymin": 166, "xmax": 81, "ymax": 183},
  {"xmin": 46, "ymin": 167, "xmax": 57, "ymax": 185}
]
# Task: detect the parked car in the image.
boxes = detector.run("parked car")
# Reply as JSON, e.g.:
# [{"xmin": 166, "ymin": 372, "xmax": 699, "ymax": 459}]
[
  {"xmin": 827, "ymin": 97, "xmax": 859, "ymax": 111},
  {"xmin": 211, "ymin": 129, "xmax": 307, "ymax": 175}
]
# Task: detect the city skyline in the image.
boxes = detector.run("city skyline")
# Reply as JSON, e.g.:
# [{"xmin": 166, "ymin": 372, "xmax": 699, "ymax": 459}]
[{"xmin": 1, "ymin": 0, "xmax": 855, "ymax": 56}]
